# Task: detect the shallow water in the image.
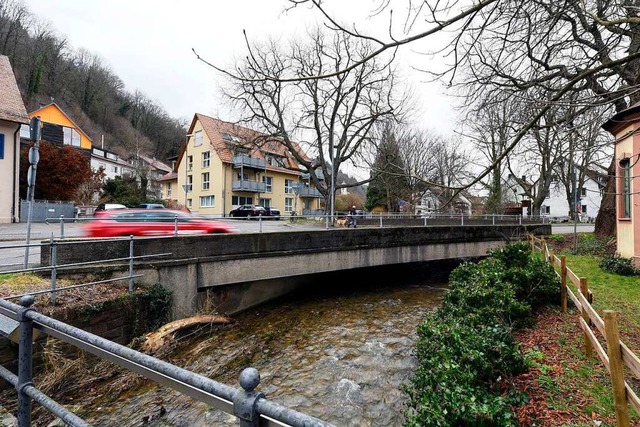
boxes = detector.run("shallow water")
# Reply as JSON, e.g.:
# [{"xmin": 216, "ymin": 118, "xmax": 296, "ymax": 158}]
[{"xmin": 86, "ymin": 266, "xmax": 450, "ymax": 427}]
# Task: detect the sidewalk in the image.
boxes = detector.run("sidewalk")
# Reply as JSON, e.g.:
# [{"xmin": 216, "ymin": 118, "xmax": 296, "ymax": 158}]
[{"xmin": 0, "ymin": 221, "xmax": 85, "ymax": 242}]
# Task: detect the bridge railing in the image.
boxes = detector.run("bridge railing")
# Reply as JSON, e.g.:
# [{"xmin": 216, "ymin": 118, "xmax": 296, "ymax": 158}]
[
  {"xmin": 0, "ymin": 295, "xmax": 333, "ymax": 427},
  {"xmin": 0, "ymin": 236, "xmax": 170, "ymax": 304}
]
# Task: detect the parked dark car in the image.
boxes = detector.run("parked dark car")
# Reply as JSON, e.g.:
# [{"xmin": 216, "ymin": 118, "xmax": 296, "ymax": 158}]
[
  {"xmin": 229, "ymin": 205, "xmax": 266, "ymax": 218},
  {"xmin": 83, "ymin": 209, "xmax": 234, "ymax": 237},
  {"xmin": 263, "ymin": 207, "xmax": 281, "ymax": 220}
]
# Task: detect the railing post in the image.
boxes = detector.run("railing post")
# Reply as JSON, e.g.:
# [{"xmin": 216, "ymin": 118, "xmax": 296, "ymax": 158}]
[
  {"xmin": 580, "ymin": 278, "xmax": 593, "ymax": 357},
  {"xmin": 59, "ymin": 215, "xmax": 65, "ymax": 239},
  {"xmin": 492, "ymin": 214, "xmax": 495, "ymax": 225},
  {"xmin": 17, "ymin": 295, "xmax": 35, "ymax": 427},
  {"xmin": 379, "ymin": 215, "xmax": 382, "ymax": 228},
  {"xmin": 259, "ymin": 215, "xmax": 263, "ymax": 233},
  {"xmin": 174, "ymin": 215, "xmax": 178, "ymax": 236},
  {"xmin": 560, "ymin": 256, "xmax": 567, "ymax": 313},
  {"xmin": 50, "ymin": 235, "xmax": 57, "ymax": 306},
  {"xmin": 461, "ymin": 214, "xmax": 464, "ymax": 226},
  {"xmin": 233, "ymin": 368, "xmax": 265, "ymax": 427},
  {"xmin": 129, "ymin": 236, "xmax": 134, "ymax": 292},
  {"xmin": 519, "ymin": 215, "xmax": 522, "ymax": 225},
  {"xmin": 603, "ymin": 311, "xmax": 630, "ymax": 427}
]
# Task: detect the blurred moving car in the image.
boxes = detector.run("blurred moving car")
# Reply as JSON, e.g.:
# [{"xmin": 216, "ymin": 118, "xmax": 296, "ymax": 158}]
[
  {"xmin": 94, "ymin": 203, "xmax": 128, "ymax": 216},
  {"xmin": 229, "ymin": 205, "xmax": 266, "ymax": 219},
  {"xmin": 137, "ymin": 203, "xmax": 166, "ymax": 209},
  {"xmin": 83, "ymin": 209, "xmax": 234, "ymax": 237}
]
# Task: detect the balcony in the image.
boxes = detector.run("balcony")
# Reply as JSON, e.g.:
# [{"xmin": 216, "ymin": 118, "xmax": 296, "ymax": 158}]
[
  {"xmin": 296, "ymin": 186, "xmax": 323, "ymax": 198},
  {"xmin": 232, "ymin": 179, "xmax": 266, "ymax": 193},
  {"xmin": 233, "ymin": 155, "xmax": 265, "ymax": 170},
  {"xmin": 301, "ymin": 171, "xmax": 325, "ymax": 181}
]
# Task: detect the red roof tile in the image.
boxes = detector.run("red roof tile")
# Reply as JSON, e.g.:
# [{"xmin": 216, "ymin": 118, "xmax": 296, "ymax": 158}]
[{"xmin": 0, "ymin": 55, "xmax": 28, "ymax": 124}]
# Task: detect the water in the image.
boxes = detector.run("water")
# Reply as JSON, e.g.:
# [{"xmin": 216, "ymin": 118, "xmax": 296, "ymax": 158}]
[{"xmin": 83, "ymin": 263, "xmax": 453, "ymax": 427}]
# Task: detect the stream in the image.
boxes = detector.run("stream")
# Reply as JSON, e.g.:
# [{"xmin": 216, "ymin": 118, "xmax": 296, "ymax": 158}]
[{"xmin": 84, "ymin": 262, "xmax": 456, "ymax": 427}]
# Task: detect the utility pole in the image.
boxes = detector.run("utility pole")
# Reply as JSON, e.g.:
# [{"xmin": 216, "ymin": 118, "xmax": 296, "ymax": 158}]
[
  {"xmin": 573, "ymin": 163, "xmax": 578, "ymax": 254},
  {"xmin": 24, "ymin": 117, "xmax": 42, "ymax": 268}
]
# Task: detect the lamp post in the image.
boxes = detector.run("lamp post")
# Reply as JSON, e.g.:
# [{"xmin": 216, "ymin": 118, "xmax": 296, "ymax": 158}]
[{"xmin": 183, "ymin": 133, "xmax": 194, "ymax": 210}]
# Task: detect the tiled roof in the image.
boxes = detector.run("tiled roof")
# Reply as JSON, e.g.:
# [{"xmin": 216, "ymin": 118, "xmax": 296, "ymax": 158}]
[
  {"xmin": 160, "ymin": 171, "xmax": 177, "ymax": 181},
  {"xmin": 181, "ymin": 113, "xmax": 307, "ymax": 175},
  {"xmin": 0, "ymin": 55, "xmax": 28, "ymax": 124}
]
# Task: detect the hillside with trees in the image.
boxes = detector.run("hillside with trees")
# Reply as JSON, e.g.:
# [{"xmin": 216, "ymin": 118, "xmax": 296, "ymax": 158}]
[{"xmin": 0, "ymin": 0, "xmax": 186, "ymax": 162}]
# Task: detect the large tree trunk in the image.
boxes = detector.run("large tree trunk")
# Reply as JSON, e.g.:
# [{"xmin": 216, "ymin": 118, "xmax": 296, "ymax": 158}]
[{"xmin": 594, "ymin": 158, "xmax": 616, "ymax": 236}]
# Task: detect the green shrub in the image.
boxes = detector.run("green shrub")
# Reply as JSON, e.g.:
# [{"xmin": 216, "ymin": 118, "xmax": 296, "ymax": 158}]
[
  {"xmin": 599, "ymin": 256, "xmax": 639, "ymax": 276},
  {"xmin": 404, "ymin": 241, "xmax": 560, "ymax": 426}
]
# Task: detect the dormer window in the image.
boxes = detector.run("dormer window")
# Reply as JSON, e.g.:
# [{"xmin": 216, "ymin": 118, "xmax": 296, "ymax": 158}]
[
  {"xmin": 265, "ymin": 154, "xmax": 286, "ymax": 168},
  {"xmin": 63, "ymin": 126, "xmax": 81, "ymax": 146}
]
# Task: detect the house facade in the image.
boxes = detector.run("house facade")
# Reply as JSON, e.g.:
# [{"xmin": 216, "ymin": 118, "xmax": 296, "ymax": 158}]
[
  {"xmin": 163, "ymin": 114, "xmax": 323, "ymax": 216},
  {"xmin": 129, "ymin": 154, "xmax": 172, "ymax": 200},
  {"xmin": 603, "ymin": 103, "xmax": 640, "ymax": 265},
  {"xmin": 21, "ymin": 103, "xmax": 92, "ymax": 150},
  {"xmin": 540, "ymin": 170, "xmax": 606, "ymax": 222},
  {"xmin": 91, "ymin": 147, "xmax": 135, "ymax": 182},
  {"xmin": 0, "ymin": 55, "xmax": 29, "ymax": 223}
]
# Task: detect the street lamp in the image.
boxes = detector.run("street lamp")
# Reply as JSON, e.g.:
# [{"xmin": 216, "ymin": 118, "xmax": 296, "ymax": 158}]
[{"xmin": 183, "ymin": 133, "xmax": 195, "ymax": 209}]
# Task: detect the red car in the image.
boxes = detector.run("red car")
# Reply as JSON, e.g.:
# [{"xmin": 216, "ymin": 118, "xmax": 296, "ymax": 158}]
[{"xmin": 83, "ymin": 209, "xmax": 234, "ymax": 237}]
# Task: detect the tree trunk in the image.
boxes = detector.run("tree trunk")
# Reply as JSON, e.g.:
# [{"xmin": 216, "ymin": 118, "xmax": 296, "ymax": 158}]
[{"xmin": 594, "ymin": 158, "xmax": 616, "ymax": 236}]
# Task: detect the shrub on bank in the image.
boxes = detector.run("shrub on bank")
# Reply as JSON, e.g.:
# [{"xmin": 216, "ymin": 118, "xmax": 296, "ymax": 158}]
[
  {"xmin": 599, "ymin": 256, "xmax": 639, "ymax": 276},
  {"xmin": 403, "ymin": 242, "xmax": 559, "ymax": 426}
]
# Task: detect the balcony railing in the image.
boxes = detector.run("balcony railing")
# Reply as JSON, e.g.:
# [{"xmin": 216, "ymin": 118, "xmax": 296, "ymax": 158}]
[
  {"xmin": 233, "ymin": 155, "xmax": 265, "ymax": 170},
  {"xmin": 232, "ymin": 179, "xmax": 266, "ymax": 193},
  {"xmin": 297, "ymin": 187, "xmax": 323, "ymax": 198},
  {"xmin": 301, "ymin": 171, "xmax": 325, "ymax": 181}
]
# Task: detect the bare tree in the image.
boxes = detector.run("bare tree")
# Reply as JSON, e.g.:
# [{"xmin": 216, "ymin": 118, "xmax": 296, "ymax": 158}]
[
  {"xmin": 221, "ymin": 28, "xmax": 407, "ymax": 215},
  {"xmin": 276, "ymin": 0, "xmax": 640, "ymax": 235}
]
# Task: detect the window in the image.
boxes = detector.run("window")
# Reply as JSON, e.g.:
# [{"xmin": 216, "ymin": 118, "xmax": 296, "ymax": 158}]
[
  {"xmin": 581, "ymin": 205, "xmax": 587, "ymax": 214},
  {"xmin": 285, "ymin": 179, "xmax": 294, "ymax": 194},
  {"xmin": 187, "ymin": 155, "xmax": 193, "ymax": 171},
  {"xmin": 195, "ymin": 130, "xmax": 203, "ymax": 147},
  {"xmin": 63, "ymin": 127, "xmax": 81, "ymax": 146},
  {"xmin": 111, "ymin": 165, "xmax": 118, "ymax": 173},
  {"xmin": 262, "ymin": 176, "xmax": 273, "ymax": 192},
  {"xmin": 259, "ymin": 198, "xmax": 271, "ymax": 208},
  {"xmin": 622, "ymin": 158, "xmax": 631, "ymax": 218},
  {"xmin": 0, "ymin": 134, "xmax": 3, "ymax": 159},
  {"xmin": 202, "ymin": 172, "xmax": 210, "ymax": 190},
  {"xmin": 265, "ymin": 154, "xmax": 286, "ymax": 167},
  {"xmin": 232, "ymin": 196, "xmax": 253, "ymax": 205},
  {"xmin": 187, "ymin": 198, "xmax": 192, "ymax": 208},
  {"xmin": 284, "ymin": 198, "xmax": 293, "ymax": 212},
  {"xmin": 580, "ymin": 187, "xmax": 587, "ymax": 197},
  {"xmin": 202, "ymin": 151, "xmax": 210, "ymax": 168},
  {"xmin": 236, "ymin": 172, "xmax": 248, "ymax": 180},
  {"xmin": 167, "ymin": 182, "xmax": 172, "ymax": 197},
  {"xmin": 541, "ymin": 206, "xmax": 550, "ymax": 215},
  {"xmin": 186, "ymin": 175, "xmax": 193, "ymax": 193},
  {"xmin": 200, "ymin": 195, "xmax": 214, "ymax": 207},
  {"xmin": 543, "ymin": 190, "xmax": 550, "ymax": 199}
]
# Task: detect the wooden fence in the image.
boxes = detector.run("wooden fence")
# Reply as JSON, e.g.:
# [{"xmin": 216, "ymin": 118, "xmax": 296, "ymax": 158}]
[{"xmin": 529, "ymin": 235, "xmax": 640, "ymax": 426}]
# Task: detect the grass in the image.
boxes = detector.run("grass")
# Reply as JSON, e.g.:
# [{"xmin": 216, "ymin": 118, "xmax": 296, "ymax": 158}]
[{"xmin": 531, "ymin": 234, "xmax": 640, "ymax": 425}]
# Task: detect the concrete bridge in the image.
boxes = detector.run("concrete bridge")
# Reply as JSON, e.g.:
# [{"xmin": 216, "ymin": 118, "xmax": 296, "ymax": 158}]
[{"xmin": 42, "ymin": 223, "xmax": 550, "ymax": 318}]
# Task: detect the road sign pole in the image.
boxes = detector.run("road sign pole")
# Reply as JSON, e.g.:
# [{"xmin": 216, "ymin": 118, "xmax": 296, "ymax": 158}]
[{"xmin": 24, "ymin": 117, "xmax": 42, "ymax": 268}]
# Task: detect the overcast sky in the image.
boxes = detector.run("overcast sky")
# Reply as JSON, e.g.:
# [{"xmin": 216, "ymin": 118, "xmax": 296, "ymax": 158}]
[{"xmin": 26, "ymin": 0, "xmax": 459, "ymax": 136}]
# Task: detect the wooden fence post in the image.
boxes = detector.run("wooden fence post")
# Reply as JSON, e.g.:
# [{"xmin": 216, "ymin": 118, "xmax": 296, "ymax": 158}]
[
  {"xmin": 561, "ymin": 256, "xmax": 567, "ymax": 313},
  {"xmin": 530, "ymin": 235, "xmax": 535, "ymax": 255},
  {"xmin": 580, "ymin": 278, "xmax": 593, "ymax": 358},
  {"xmin": 603, "ymin": 310, "xmax": 630, "ymax": 427},
  {"xmin": 549, "ymin": 249, "xmax": 555, "ymax": 265}
]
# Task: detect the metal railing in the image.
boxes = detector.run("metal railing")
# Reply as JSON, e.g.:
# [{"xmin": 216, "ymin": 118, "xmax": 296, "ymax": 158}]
[
  {"xmin": 0, "ymin": 296, "xmax": 332, "ymax": 427},
  {"xmin": 0, "ymin": 235, "xmax": 170, "ymax": 304}
]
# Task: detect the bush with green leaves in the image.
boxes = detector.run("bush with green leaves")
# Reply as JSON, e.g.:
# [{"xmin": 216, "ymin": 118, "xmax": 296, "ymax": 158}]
[
  {"xmin": 403, "ymin": 241, "xmax": 560, "ymax": 426},
  {"xmin": 599, "ymin": 256, "xmax": 639, "ymax": 276}
]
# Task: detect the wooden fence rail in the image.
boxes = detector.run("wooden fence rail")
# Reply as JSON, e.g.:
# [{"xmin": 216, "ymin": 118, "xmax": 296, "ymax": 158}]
[{"xmin": 529, "ymin": 235, "xmax": 640, "ymax": 426}]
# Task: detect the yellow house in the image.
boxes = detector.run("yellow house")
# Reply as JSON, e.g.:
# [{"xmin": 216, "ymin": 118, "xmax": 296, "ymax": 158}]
[
  {"xmin": 23, "ymin": 103, "xmax": 92, "ymax": 149},
  {"xmin": 162, "ymin": 113, "xmax": 323, "ymax": 216}
]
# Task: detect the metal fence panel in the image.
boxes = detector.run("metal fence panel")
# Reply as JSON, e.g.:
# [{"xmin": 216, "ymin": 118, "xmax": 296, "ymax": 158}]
[{"xmin": 20, "ymin": 200, "xmax": 74, "ymax": 223}]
